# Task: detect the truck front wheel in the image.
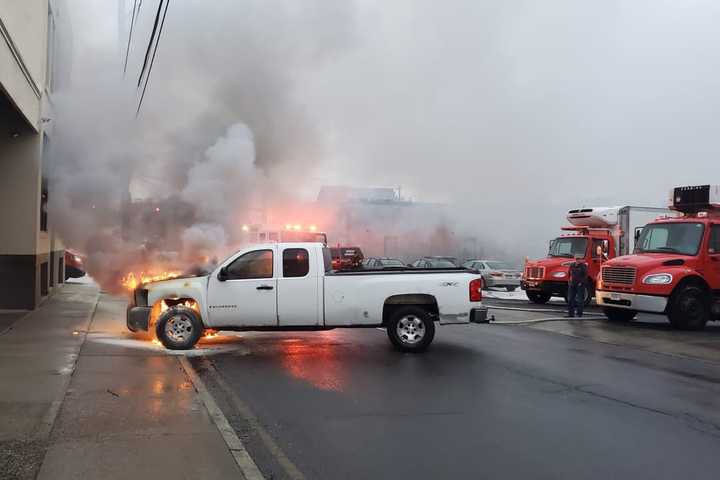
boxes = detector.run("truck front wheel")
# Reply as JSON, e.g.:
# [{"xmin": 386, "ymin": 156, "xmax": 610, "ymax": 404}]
[
  {"xmin": 156, "ymin": 305, "xmax": 203, "ymax": 350},
  {"xmin": 668, "ymin": 285, "xmax": 709, "ymax": 330},
  {"xmin": 603, "ymin": 307, "xmax": 636, "ymax": 322},
  {"xmin": 527, "ymin": 291, "xmax": 551, "ymax": 304},
  {"xmin": 386, "ymin": 306, "xmax": 435, "ymax": 353}
]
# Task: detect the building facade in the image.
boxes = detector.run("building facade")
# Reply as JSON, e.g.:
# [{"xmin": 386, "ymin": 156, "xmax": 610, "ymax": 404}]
[{"xmin": 0, "ymin": 0, "xmax": 65, "ymax": 309}]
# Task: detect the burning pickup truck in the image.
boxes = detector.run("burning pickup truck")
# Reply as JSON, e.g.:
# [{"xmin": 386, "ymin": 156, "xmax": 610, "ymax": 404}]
[{"xmin": 127, "ymin": 242, "xmax": 488, "ymax": 352}]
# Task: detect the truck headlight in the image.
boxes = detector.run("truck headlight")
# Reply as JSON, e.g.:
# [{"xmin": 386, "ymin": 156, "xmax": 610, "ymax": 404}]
[
  {"xmin": 551, "ymin": 271, "xmax": 567, "ymax": 278},
  {"xmin": 642, "ymin": 273, "xmax": 673, "ymax": 285}
]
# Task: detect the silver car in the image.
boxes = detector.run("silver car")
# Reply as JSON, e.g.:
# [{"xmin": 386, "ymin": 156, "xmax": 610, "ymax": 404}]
[{"xmin": 462, "ymin": 260, "xmax": 522, "ymax": 291}]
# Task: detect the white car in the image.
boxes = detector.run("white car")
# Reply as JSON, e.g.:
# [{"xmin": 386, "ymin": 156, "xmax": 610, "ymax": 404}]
[
  {"xmin": 127, "ymin": 243, "xmax": 487, "ymax": 352},
  {"xmin": 462, "ymin": 260, "xmax": 522, "ymax": 291}
]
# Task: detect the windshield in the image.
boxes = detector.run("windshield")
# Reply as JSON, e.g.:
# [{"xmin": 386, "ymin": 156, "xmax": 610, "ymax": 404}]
[
  {"xmin": 427, "ymin": 259, "xmax": 457, "ymax": 268},
  {"xmin": 380, "ymin": 259, "xmax": 404, "ymax": 267},
  {"xmin": 485, "ymin": 261, "xmax": 513, "ymax": 270},
  {"xmin": 549, "ymin": 237, "xmax": 587, "ymax": 258},
  {"xmin": 636, "ymin": 222, "xmax": 705, "ymax": 256}
]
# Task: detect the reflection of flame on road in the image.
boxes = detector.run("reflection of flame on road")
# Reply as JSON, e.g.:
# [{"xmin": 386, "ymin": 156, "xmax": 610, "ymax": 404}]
[
  {"xmin": 121, "ymin": 271, "xmax": 182, "ymax": 291},
  {"xmin": 279, "ymin": 334, "xmax": 345, "ymax": 392}
]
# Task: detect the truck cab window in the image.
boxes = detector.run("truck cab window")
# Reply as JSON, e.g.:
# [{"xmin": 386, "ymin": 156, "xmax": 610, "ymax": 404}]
[
  {"xmin": 709, "ymin": 225, "xmax": 720, "ymax": 254},
  {"xmin": 226, "ymin": 250, "xmax": 273, "ymax": 279},
  {"xmin": 283, "ymin": 248, "xmax": 310, "ymax": 277},
  {"xmin": 592, "ymin": 239, "xmax": 605, "ymax": 258}
]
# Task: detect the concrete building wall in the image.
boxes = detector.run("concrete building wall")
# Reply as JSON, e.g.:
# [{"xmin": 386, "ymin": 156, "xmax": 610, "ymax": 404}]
[
  {"xmin": 0, "ymin": 0, "xmax": 66, "ymax": 309},
  {"xmin": 0, "ymin": 0, "xmax": 48, "ymax": 129}
]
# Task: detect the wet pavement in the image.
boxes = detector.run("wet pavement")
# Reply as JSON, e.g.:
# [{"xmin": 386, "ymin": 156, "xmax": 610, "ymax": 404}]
[
  {"xmin": 6, "ymin": 285, "xmax": 720, "ymax": 479},
  {"xmin": 35, "ymin": 292, "xmax": 244, "ymax": 480},
  {"xmin": 191, "ymin": 300, "xmax": 720, "ymax": 480},
  {"xmin": 0, "ymin": 312, "xmax": 27, "ymax": 335},
  {"xmin": 0, "ymin": 285, "xmax": 97, "ymax": 480}
]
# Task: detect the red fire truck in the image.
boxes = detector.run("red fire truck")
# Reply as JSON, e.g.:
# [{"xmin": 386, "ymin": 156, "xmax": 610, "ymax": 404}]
[
  {"xmin": 596, "ymin": 185, "xmax": 720, "ymax": 329},
  {"xmin": 522, "ymin": 206, "xmax": 673, "ymax": 305}
]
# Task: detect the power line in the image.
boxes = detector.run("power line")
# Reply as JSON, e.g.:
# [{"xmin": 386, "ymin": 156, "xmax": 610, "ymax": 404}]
[
  {"xmin": 136, "ymin": 0, "xmax": 171, "ymax": 116},
  {"xmin": 137, "ymin": 0, "xmax": 165, "ymax": 89},
  {"xmin": 123, "ymin": 0, "xmax": 139, "ymax": 75}
]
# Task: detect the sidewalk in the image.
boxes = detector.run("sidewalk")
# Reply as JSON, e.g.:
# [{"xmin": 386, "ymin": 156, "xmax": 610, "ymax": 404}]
[{"xmin": 0, "ymin": 283, "xmax": 244, "ymax": 479}]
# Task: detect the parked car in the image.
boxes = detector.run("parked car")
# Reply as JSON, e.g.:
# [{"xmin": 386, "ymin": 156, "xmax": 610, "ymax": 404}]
[
  {"xmin": 126, "ymin": 242, "xmax": 488, "ymax": 351},
  {"xmin": 462, "ymin": 259, "xmax": 522, "ymax": 291},
  {"xmin": 64, "ymin": 249, "xmax": 86, "ymax": 280},
  {"xmin": 363, "ymin": 257, "xmax": 406, "ymax": 269},
  {"xmin": 330, "ymin": 246, "xmax": 364, "ymax": 270},
  {"xmin": 411, "ymin": 256, "xmax": 460, "ymax": 269}
]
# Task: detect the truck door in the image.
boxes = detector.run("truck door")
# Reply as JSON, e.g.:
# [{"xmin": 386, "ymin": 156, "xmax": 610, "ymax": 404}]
[
  {"xmin": 207, "ymin": 248, "xmax": 278, "ymax": 327},
  {"xmin": 707, "ymin": 224, "xmax": 720, "ymax": 289},
  {"xmin": 589, "ymin": 239, "xmax": 606, "ymax": 283},
  {"xmin": 277, "ymin": 247, "xmax": 320, "ymax": 326}
]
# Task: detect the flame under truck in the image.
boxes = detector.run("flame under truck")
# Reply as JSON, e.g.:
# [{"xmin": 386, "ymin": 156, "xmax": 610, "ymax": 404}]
[
  {"xmin": 596, "ymin": 185, "xmax": 720, "ymax": 329},
  {"xmin": 522, "ymin": 206, "xmax": 674, "ymax": 305}
]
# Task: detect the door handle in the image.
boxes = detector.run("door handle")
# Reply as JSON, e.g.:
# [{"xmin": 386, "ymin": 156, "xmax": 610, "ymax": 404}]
[{"xmin": 256, "ymin": 285, "xmax": 274, "ymax": 290}]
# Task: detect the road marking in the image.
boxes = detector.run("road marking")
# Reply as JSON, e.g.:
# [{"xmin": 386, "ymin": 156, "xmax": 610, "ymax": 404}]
[
  {"xmin": 179, "ymin": 356, "xmax": 265, "ymax": 480},
  {"xmin": 203, "ymin": 359, "xmax": 307, "ymax": 480}
]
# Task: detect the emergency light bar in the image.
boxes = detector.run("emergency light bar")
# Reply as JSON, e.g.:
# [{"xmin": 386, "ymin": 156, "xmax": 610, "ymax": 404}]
[{"xmin": 669, "ymin": 185, "xmax": 720, "ymax": 213}]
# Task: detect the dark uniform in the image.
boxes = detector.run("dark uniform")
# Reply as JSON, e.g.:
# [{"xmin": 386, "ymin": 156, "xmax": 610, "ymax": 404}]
[{"xmin": 567, "ymin": 260, "xmax": 588, "ymax": 317}]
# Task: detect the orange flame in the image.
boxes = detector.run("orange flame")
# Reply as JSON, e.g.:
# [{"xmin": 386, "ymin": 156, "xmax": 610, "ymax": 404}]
[{"xmin": 121, "ymin": 271, "xmax": 181, "ymax": 290}]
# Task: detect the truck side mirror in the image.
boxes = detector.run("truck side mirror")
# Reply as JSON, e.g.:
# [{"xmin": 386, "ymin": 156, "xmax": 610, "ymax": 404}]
[{"xmin": 217, "ymin": 266, "xmax": 228, "ymax": 282}]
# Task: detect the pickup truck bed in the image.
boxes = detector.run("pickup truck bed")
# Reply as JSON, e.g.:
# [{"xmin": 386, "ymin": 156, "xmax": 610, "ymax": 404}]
[{"xmin": 127, "ymin": 243, "xmax": 487, "ymax": 352}]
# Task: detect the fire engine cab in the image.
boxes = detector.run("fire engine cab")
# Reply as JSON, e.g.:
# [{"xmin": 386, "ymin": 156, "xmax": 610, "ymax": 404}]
[
  {"xmin": 596, "ymin": 185, "xmax": 720, "ymax": 329},
  {"xmin": 522, "ymin": 206, "xmax": 673, "ymax": 305}
]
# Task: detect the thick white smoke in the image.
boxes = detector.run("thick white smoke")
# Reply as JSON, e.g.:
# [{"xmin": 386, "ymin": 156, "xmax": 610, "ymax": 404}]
[{"xmin": 48, "ymin": 0, "xmax": 359, "ymax": 291}]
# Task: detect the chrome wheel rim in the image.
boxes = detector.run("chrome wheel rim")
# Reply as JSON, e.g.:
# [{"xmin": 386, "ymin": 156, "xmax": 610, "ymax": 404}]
[
  {"xmin": 165, "ymin": 315, "xmax": 194, "ymax": 343},
  {"xmin": 396, "ymin": 315, "xmax": 426, "ymax": 345}
]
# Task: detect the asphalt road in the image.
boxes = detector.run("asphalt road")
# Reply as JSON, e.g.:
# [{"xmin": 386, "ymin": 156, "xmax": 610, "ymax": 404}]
[{"xmin": 191, "ymin": 299, "xmax": 720, "ymax": 480}]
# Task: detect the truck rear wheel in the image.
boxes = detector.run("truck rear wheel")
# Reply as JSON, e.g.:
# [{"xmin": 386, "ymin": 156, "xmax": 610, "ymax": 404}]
[
  {"xmin": 527, "ymin": 291, "xmax": 551, "ymax": 304},
  {"xmin": 603, "ymin": 307, "xmax": 636, "ymax": 322},
  {"xmin": 668, "ymin": 285, "xmax": 709, "ymax": 330},
  {"xmin": 386, "ymin": 306, "xmax": 435, "ymax": 353},
  {"xmin": 156, "ymin": 305, "xmax": 203, "ymax": 350}
]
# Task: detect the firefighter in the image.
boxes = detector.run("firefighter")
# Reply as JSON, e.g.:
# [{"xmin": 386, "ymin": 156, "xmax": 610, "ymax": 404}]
[{"xmin": 567, "ymin": 253, "xmax": 588, "ymax": 318}]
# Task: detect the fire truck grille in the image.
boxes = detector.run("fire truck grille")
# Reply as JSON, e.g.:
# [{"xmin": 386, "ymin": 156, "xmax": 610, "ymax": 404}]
[
  {"xmin": 525, "ymin": 266, "xmax": 545, "ymax": 280},
  {"xmin": 601, "ymin": 266, "xmax": 637, "ymax": 285}
]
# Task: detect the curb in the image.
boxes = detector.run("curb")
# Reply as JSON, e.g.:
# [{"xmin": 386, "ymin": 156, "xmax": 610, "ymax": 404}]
[{"xmin": 178, "ymin": 356, "xmax": 265, "ymax": 480}]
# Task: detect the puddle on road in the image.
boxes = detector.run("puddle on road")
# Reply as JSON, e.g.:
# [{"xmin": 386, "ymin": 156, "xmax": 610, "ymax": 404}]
[{"xmin": 87, "ymin": 330, "xmax": 251, "ymax": 356}]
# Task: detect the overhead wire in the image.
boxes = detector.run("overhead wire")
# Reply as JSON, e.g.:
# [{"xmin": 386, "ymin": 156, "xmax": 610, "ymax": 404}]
[
  {"xmin": 136, "ymin": 0, "xmax": 171, "ymax": 116},
  {"xmin": 137, "ymin": 0, "xmax": 165, "ymax": 89},
  {"xmin": 123, "ymin": 0, "xmax": 139, "ymax": 75}
]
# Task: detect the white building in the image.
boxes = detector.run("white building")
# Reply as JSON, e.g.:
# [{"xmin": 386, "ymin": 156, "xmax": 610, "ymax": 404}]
[{"xmin": 0, "ymin": 0, "xmax": 68, "ymax": 309}]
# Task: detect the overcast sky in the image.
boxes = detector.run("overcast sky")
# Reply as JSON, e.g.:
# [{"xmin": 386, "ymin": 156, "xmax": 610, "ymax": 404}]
[{"xmin": 62, "ymin": 0, "xmax": 720, "ymax": 259}]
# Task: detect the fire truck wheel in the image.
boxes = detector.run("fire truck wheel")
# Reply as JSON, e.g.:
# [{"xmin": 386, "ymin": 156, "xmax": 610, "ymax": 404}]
[
  {"xmin": 156, "ymin": 305, "xmax": 203, "ymax": 350},
  {"xmin": 603, "ymin": 307, "xmax": 636, "ymax": 322},
  {"xmin": 527, "ymin": 291, "xmax": 551, "ymax": 304},
  {"xmin": 386, "ymin": 306, "xmax": 435, "ymax": 353},
  {"xmin": 668, "ymin": 285, "xmax": 709, "ymax": 330}
]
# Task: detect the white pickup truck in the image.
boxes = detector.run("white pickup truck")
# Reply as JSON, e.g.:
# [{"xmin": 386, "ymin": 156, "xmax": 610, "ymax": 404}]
[{"xmin": 127, "ymin": 243, "xmax": 488, "ymax": 352}]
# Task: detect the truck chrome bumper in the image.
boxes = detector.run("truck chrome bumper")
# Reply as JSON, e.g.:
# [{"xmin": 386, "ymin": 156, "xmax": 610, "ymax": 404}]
[
  {"xmin": 127, "ymin": 306, "xmax": 151, "ymax": 332},
  {"xmin": 596, "ymin": 290, "xmax": 667, "ymax": 313}
]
